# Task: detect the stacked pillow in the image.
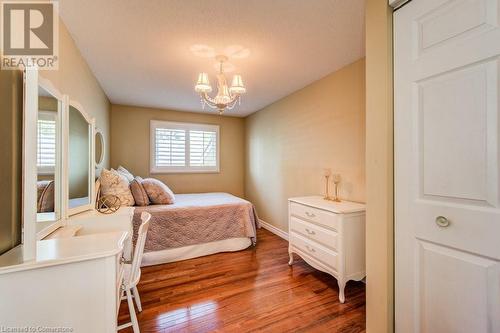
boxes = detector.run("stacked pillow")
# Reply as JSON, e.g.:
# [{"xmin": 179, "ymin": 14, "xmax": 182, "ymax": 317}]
[
  {"xmin": 129, "ymin": 176, "xmax": 150, "ymax": 206},
  {"xmin": 141, "ymin": 178, "xmax": 175, "ymax": 204},
  {"xmin": 100, "ymin": 166, "xmax": 175, "ymax": 207},
  {"xmin": 99, "ymin": 169, "xmax": 135, "ymax": 206},
  {"xmin": 116, "ymin": 166, "xmax": 134, "ymax": 182}
]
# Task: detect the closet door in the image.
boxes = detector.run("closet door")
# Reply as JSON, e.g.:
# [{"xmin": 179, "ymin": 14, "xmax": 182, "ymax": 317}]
[{"xmin": 394, "ymin": 0, "xmax": 500, "ymax": 332}]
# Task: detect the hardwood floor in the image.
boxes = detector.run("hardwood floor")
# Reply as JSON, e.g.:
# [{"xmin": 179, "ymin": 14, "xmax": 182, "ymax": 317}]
[{"xmin": 118, "ymin": 228, "xmax": 365, "ymax": 333}]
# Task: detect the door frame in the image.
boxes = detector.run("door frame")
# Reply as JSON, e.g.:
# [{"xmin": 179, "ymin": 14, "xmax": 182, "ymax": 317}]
[{"xmin": 365, "ymin": 1, "xmax": 396, "ymax": 332}]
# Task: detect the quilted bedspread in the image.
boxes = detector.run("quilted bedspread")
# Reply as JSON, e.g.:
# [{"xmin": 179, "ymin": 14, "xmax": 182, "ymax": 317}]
[{"xmin": 132, "ymin": 193, "xmax": 259, "ymax": 252}]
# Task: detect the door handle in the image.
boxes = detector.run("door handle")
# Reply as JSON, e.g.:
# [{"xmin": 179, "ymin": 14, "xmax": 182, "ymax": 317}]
[{"xmin": 435, "ymin": 216, "xmax": 450, "ymax": 228}]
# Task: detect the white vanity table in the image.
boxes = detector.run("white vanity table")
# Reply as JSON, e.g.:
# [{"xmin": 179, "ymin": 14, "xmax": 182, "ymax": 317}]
[
  {"xmin": 0, "ymin": 231, "xmax": 128, "ymax": 332},
  {"xmin": 0, "ymin": 207, "xmax": 135, "ymax": 332},
  {"xmin": 67, "ymin": 207, "xmax": 135, "ymax": 259},
  {"xmin": 0, "ymin": 70, "xmax": 135, "ymax": 332}
]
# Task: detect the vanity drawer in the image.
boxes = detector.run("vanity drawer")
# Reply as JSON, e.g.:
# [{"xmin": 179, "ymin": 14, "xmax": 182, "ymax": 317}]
[
  {"xmin": 290, "ymin": 202, "xmax": 339, "ymax": 231},
  {"xmin": 290, "ymin": 232, "xmax": 338, "ymax": 271},
  {"xmin": 290, "ymin": 216, "xmax": 338, "ymax": 251}
]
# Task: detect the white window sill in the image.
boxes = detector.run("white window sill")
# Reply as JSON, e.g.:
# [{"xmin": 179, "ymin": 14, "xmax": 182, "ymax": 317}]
[{"xmin": 150, "ymin": 168, "xmax": 220, "ymax": 175}]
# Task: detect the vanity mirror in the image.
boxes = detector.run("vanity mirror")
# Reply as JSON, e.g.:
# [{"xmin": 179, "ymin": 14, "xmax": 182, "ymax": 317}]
[
  {"xmin": 67, "ymin": 102, "xmax": 95, "ymax": 215},
  {"xmin": 95, "ymin": 129, "xmax": 105, "ymax": 167},
  {"xmin": 36, "ymin": 82, "xmax": 63, "ymax": 236}
]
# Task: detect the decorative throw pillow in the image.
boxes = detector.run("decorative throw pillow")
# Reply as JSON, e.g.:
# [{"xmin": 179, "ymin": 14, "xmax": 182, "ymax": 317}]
[
  {"xmin": 116, "ymin": 166, "xmax": 134, "ymax": 183},
  {"xmin": 37, "ymin": 180, "xmax": 55, "ymax": 213},
  {"xmin": 142, "ymin": 178, "xmax": 175, "ymax": 204},
  {"xmin": 130, "ymin": 176, "xmax": 150, "ymax": 206},
  {"xmin": 99, "ymin": 169, "xmax": 135, "ymax": 206}
]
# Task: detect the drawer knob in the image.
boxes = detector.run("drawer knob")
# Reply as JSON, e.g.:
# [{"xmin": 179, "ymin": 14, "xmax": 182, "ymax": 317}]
[
  {"xmin": 435, "ymin": 216, "xmax": 450, "ymax": 228},
  {"xmin": 305, "ymin": 228, "xmax": 316, "ymax": 235},
  {"xmin": 306, "ymin": 245, "xmax": 316, "ymax": 253},
  {"xmin": 305, "ymin": 212, "xmax": 316, "ymax": 218}
]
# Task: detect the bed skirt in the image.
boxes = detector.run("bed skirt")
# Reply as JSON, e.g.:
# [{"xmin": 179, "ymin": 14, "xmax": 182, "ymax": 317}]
[{"xmin": 141, "ymin": 237, "xmax": 252, "ymax": 266}]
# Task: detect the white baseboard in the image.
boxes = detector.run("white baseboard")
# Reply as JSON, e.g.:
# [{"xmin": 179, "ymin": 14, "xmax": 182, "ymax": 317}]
[{"xmin": 259, "ymin": 219, "xmax": 289, "ymax": 241}]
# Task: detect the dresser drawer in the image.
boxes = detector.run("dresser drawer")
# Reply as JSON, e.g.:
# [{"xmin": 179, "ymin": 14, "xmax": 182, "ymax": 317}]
[
  {"xmin": 290, "ymin": 216, "xmax": 338, "ymax": 251},
  {"xmin": 290, "ymin": 232, "xmax": 338, "ymax": 271},
  {"xmin": 290, "ymin": 202, "xmax": 340, "ymax": 231}
]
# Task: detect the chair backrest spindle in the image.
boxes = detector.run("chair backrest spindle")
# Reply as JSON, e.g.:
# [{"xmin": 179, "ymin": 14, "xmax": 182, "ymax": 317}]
[{"xmin": 129, "ymin": 211, "xmax": 151, "ymax": 286}]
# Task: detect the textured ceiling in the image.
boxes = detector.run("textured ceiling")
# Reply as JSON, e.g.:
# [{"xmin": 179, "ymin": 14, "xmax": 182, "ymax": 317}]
[{"xmin": 59, "ymin": 0, "xmax": 365, "ymax": 117}]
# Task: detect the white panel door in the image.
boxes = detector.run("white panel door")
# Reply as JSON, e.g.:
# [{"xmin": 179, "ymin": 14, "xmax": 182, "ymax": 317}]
[{"xmin": 394, "ymin": 0, "xmax": 500, "ymax": 332}]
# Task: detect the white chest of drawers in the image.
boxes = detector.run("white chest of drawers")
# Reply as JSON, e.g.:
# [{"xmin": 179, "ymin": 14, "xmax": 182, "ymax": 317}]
[{"xmin": 288, "ymin": 196, "xmax": 365, "ymax": 303}]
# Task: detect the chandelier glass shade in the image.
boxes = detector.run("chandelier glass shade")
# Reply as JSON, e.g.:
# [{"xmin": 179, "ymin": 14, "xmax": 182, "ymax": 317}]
[{"xmin": 195, "ymin": 56, "xmax": 246, "ymax": 114}]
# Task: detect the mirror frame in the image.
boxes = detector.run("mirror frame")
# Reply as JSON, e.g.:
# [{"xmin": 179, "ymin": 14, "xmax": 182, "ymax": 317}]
[
  {"xmin": 36, "ymin": 75, "xmax": 65, "ymax": 240},
  {"xmin": 95, "ymin": 128, "xmax": 105, "ymax": 168},
  {"xmin": 65, "ymin": 100, "xmax": 95, "ymax": 217},
  {"xmin": 17, "ymin": 68, "xmax": 98, "ymax": 260},
  {"xmin": 22, "ymin": 68, "xmax": 38, "ymax": 259}
]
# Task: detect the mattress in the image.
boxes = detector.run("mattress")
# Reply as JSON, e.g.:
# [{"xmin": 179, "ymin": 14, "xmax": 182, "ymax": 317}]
[{"xmin": 132, "ymin": 192, "xmax": 259, "ymax": 254}]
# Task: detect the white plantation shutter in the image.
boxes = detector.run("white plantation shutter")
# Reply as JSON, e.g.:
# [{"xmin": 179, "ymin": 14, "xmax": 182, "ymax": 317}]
[
  {"xmin": 151, "ymin": 120, "xmax": 219, "ymax": 173},
  {"xmin": 155, "ymin": 128, "xmax": 186, "ymax": 167},
  {"xmin": 189, "ymin": 130, "xmax": 217, "ymax": 167},
  {"xmin": 37, "ymin": 112, "xmax": 57, "ymax": 173}
]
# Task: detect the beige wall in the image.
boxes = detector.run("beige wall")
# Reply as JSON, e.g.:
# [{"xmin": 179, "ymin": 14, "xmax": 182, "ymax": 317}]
[
  {"xmin": 245, "ymin": 59, "xmax": 366, "ymax": 232},
  {"xmin": 365, "ymin": 0, "xmax": 394, "ymax": 332},
  {"xmin": 39, "ymin": 96, "xmax": 58, "ymax": 111},
  {"xmin": 110, "ymin": 105, "xmax": 245, "ymax": 197},
  {"xmin": 40, "ymin": 20, "xmax": 110, "ymax": 169}
]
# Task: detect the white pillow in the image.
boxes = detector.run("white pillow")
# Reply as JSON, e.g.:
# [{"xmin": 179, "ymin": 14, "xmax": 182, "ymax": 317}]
[
  {"xmin": 116, "ymin": 166, "xmax": 134, "ymax": 183},
  {"xmin": 99, "ymin": 169, "xmax": 135, "ymax": 206}
]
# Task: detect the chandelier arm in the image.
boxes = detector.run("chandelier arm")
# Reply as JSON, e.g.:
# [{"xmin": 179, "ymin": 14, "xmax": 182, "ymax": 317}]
[
  {"xmin": 201, "ymin": 92, "xmax": 218, "ymax": 107},
  {"xmin": 226, "ymin": 96, "xmax": 240, "ymax": 110},
  {"xmin": 200, "ymin": 97, "xmax": 216, "ymax": 109},
  {"xmin": 228, "ymin": 93, "xmax": 239, "ymax": 104},
  {"xmin": 203, "ymin": 101, "xmax": 218, "ymax": 109}
]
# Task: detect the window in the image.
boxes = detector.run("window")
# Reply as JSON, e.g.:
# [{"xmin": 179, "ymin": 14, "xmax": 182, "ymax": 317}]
[
  {"xmin": 150, "ymin": 120, "xmax": 219, "ymax": 173},
  {"xmin": 37, "ymin": 111, "xmax": 57, "ymax": 174}
]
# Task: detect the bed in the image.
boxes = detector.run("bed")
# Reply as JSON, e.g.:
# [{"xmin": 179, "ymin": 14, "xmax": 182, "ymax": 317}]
[{"xmin": 132, "ymin": 192, "xmax": 259, "ymax": 266}]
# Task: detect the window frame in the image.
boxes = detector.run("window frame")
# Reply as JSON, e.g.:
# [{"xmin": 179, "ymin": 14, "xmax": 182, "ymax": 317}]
[{"xmin": 150, "ymin": 120, "xmax": 220, "ymax": 174}]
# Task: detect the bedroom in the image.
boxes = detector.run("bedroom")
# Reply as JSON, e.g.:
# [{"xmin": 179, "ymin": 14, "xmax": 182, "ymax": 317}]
[{"xmin": 1, "ymin": 1, "xmax": 499, "ymax": 333}]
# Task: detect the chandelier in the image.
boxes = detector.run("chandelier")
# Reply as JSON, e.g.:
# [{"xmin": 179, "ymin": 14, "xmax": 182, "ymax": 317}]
[{"xmin": 194, "ymin": 55, "xmax": 246, "ymax": 115}]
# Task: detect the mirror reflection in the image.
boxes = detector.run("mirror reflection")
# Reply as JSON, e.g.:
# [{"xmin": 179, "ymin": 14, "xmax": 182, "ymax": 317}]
[
  {"xmin": 68, "ymin": 105, "xmax": 91, "ymax": 209},
  {"xmin": 36, "ymin": 86, "xmax": 60, "ymax": 223}
]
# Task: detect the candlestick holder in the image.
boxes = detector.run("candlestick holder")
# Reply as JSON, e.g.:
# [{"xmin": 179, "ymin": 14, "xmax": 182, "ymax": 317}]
[
  {"xmin": 323, "ymin": 168, "xmax": 332, "ymax": 200},
  {"xmin": 324, "ymin": 175, "xmax": 332, "ymax": 200},
  {"xmin": 332, "ymin": 174, "xmax": 341, "ymax": 202}
]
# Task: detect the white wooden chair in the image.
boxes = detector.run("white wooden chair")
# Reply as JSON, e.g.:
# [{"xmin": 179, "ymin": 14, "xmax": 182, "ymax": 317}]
[{"xmin": 117, "ymin": 211, "xmax": 151, "ymax": 333}]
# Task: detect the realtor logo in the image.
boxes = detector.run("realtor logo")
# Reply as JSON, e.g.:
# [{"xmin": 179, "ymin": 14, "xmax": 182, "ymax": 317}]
[{"xmin": 1, "ymin": 0, "xmax": 59, "ymax": 69}]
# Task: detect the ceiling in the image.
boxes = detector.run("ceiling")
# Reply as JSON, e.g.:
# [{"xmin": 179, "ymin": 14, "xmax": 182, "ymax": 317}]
[{"xmin": 59, "ymin": 0, "xmax": 365, "ymax": 117}]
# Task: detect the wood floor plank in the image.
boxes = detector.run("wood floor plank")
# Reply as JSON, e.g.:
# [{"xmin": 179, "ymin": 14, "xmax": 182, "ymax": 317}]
[{"xmin": 118, "ymin": 228, "xmax": 365, "ymax": 332}]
